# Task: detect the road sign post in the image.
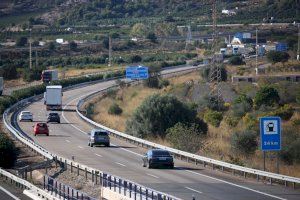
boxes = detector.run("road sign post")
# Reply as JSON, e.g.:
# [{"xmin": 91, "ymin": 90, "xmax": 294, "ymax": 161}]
[{"xmin": 260, "ymin": 117, "xmax": 281, "ymax": 173}]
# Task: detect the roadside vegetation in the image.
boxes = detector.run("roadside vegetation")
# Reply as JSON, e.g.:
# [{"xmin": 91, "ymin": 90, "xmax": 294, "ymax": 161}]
[{"xmin": 87, "ymin": 70, "xmax": 300, "ymax": 177}]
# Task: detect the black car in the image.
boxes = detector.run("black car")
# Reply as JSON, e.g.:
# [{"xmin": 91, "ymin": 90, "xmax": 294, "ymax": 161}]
[
  {"xmin": 47, "ymin": 112, "xmax": 60, "ymax": 123},
  {"xmin": 142, "ymin": 149, "xmax": 174, "ymax": 169}
]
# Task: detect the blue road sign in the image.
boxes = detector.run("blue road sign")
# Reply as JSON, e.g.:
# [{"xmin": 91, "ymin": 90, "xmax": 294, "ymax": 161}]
[
  {"xmin": 260, "ymin": 117, "xmax": 281, "ymax": 151},
  {"xmin": 126, "ymin": 66, "xmax": 149, "ymax": 80}
]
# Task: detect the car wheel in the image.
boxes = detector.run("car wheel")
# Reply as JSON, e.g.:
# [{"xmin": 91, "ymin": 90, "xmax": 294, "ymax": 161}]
[
  {"xmin": 47, "ymin": 134, "xmax": 49, "ymax": 136},
  {"xmin": 34, "ymin": 134, "xmax": 36, "ymax": 136},
  {"xmin": 30, "ymin": 119, "xmax": 33, "ymax": 122},
  {"xmin": 88, "ymin": 143, "xmax": 90, "ymax": 146},
  {"xmin": 169, "ymin": 164, "xmax": 174, "ymax": 169},
  {"xmin": 91, "ymin": 144, "xmax": 94, "ymax": 147},
  {"xmin": 105, "ymin": 143, "xmax": 110, "ymax": 147},
  {"xmin": 148, "ymin": 162, "xmax": 152, "ymax": 169}
]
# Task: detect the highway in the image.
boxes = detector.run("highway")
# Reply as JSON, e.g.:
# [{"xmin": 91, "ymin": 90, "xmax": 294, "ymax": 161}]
[
  {"xmin": 0, "ymin": 181, "xmax": 31, "ymax": 200},
  {"xmin": 15, "ymin": 66, "xmax": 300, "ymax": 200}
]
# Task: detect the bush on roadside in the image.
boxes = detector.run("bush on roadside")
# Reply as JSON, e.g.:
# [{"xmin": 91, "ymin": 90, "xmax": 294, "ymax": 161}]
[
  {"xmin": 269, "ymin": 104, "xmax": 294, "ymax": 121},
  {"xmin": 231, "ymin": 130, "xmax": 257, "ymax": 156},
  {"xmin": 280, "ymin": 129, "xmax": 300, "ymax": 165},
  {"xmin": 254, "ymin": 86, "xmax": 280, "ymax": 109},
  {"xmin": 204, "ymin": 109, "xmax": 223, "ymax": 127},
  {"xmin": 108, "ymin": 103, "xmax": 123, "ymax": 115},
  {"xmin": 0, "ymin": 134, "xmax": 18, "ymax": 168},
  {"xmin": 166, "ymin": 122, "xmax": 205, "ymax": 153}
]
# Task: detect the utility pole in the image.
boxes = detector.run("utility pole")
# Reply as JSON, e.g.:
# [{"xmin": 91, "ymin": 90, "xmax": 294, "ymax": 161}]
[
  {"xmin": 35, "ymin": 50, "xmax": 38, "ymax": 68},
  {"xmin": 256, "ymin": 28, "xmax": 258, "ymax": 68},
  {"xmin": 185, "ymin": 25, "xmax": 192, "ymax": 51},
  {"xmin": 108, "ymin": 35, "xmax": 112, "ymax": 67},
  {"xmin": 29, "ymin": 29, "xmax": 32, "ymax": 69},
  {"xmin": 297, "ymin": 23, "xmax": 300, "ymax": 61}
]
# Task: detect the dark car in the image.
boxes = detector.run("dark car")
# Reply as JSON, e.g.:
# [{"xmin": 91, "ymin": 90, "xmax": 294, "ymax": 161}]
[
  {"xmin": 47, "ymin": 112, "xmax": 60, "ymax": 123},
  {"xmin": 142, "ymin": 149, "xmax": 174, "ymax": 169},
  {"xmin": 88, "ymin": 129, "xmax": 110, "ymax": 147}
]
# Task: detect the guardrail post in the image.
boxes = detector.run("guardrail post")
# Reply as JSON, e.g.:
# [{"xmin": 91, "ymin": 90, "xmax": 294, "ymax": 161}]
[
  {"xmin": 134, "ymin": 185, "xmax": 137, "ymax": 200},
  {"xmin": 244, "ymin": 172, "xmax": 247, "ymax": 178},
  {"xmin": 63, "ymin": 185, "xmax": 65, "ymax": 199},
  {"xmin": 146, "ymin": 189, "xmax": 148, "ymax": 200},
  {"xmin": 92, "ymin": 170, "xmax": 94, "ymax": 183},
  {"xmin": 129, "ymin": 183, "xmax": 132, "ymax": 198},
  {"xmin": 270, "ymin": 178, "xmax": 272, "ymax": 185},
  {"xmin": 140, "ymin": 186, "xmax": 142, "ymax": 200},
  {"xmin": 85, "ymin": 168, "xmax": 87, "ymax": 180},
  {"xmin": 124, "ymin": 181, "xmax": 127, "ymax": 196},
  {"xmin": 119, "ymin": 179, "xmax": 122, "ymax": 193},
  {"xmin": 71, "ymin": 162, "xmax": 73, "ymax": 173},
  {"xmin": 257, "ymin": 174, "xmax": 259, "ymax": 181},
  {"xmin": 67, "ymin": 186, "xmax": 70, "ymax": 199},
  {"xmin": 293, "ymin": 182, "xmax": 295, "ymax": 189},
  {"xmin": 55, "ymin": 156, "xmax": 58, "ymax": 168},
  {"xmin": 284, "ymin": 181, "xmax": 287, "ymax": 187},
  {"xmin": 95, "ymin": 172, "xmax": 98, "ymax": 185},
  {"xmin": 59, "ymin": 183, "xmax": 61, "ymax": 197},
  {"xmin": 113, "ymin": 177, "xmax": 116, "ymax": 191},
  {"xmin": 64, "ymin": 160, "xmax": 67, "ymax": 170},
  {"xmin": 43, "ymin": 176, "xmax": 45, "ymax": 189}
]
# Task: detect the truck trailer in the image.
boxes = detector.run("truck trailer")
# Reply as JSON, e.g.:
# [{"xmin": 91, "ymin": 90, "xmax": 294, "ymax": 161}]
[
  {"xmin": 41, "ymin": 70, "xmax": 58, "ymax": 83},
  {"xmin": 45, "ymin": 85, "xmax": 63, "ymax": 110}
]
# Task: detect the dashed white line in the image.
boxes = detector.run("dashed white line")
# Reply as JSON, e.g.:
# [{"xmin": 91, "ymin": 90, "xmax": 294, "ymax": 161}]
[
  {"xmin": 115, "ymin": 162, "xmax": 126, "ymax": 167},
  {"xmin": 95, "ymin": 153, "xmax": 102, "ymax": 157},
  {"xmin": 78, "ymin": 146, "xmax": 84, "ymax": 149},
  {"xmin": 185, "ymin": 170, "xmax": 287, "ymax": 200},
  {"xmin": 66, "ymin": 140, "xmax": 71, "ymax": 143},
  {"xmin": 185, "ymin": 187, "xmax": 202, "ymax": 194},
  {"xmin": 0, "ymin": 186, "xmax": 21, "ymax": 200},
  {"xmin": 146, "ymin": 173, "xmax": 159, "ymax": 179}
]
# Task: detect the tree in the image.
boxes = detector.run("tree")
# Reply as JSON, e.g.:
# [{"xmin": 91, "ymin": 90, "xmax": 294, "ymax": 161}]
[
  {"xmin": 126, "ymin": 94, "xmax": 197, "ymax": 138},
  {"xmin": 143, "ymin": 65, "xmax": 161, "ymax": 88},
  {"xmin": 267, "ymin": 51, "xmax": 290, "ymax": 63},
  {"xmin": 166, "ymin": 122, "xmax": 205, "ymax": 153},
  {"xmin": 130, "ymin": 55, "xmax": 142, "ymax": 63},
  {"xmin": 204, "ymin": 109, "xmax": 223, "ymax": 127},
  {"xmin": 0, "ymin": 134, "xmax": 17, "ymax": 168},
  {"xmin": 229, "ymin": 56, "xmax": 244, "ymax": 65},
  {"xmin": 69, "ymin": 41, "xmax": 77, "ymax": 51},
  {"xmin": 146, "ymin": 32, "xmax": 157, "ymax": 43},
  {"xmin": 48, "ymin": 42, "xmax": 56, "ymax": 51},
  {"xmin": 231, "ymin": 130, "xmax": 257, "ymax": 156},
  {"xmin": 254, "ymin": 86, "xmax": 280, "ymax": 108},
  {"xmin": 130, "ymin": 23, "xmax": 148, "ymax": 38},
  {"xmin": 16, "ymin": 37, "xmax": 28, "ymax": 47},
  {"xmin": 0, "ymin": 64, "xmax": 18, "ymax": 80}
]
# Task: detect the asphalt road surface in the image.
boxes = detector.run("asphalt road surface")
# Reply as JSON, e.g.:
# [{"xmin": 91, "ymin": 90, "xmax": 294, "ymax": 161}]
[
  {"xmin": 14, "ymin": 66, "xmax": 300, "ymax": 200},
  {"xmin": 0, "ymin": 181, "xmax": 31, "ymax": 200}
]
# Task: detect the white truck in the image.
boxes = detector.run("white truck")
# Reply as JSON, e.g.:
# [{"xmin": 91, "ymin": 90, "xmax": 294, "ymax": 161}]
[
  {"xmin": 41, "ymin": 70, "xmax": 59, "ymax": 83},
  {"xmin": 0, "ymin": 77, "xmax": 3, "ymax": 95},
  {"xmin": 45, "ymin": 85, "xmax": 63, "ymax": 110}
]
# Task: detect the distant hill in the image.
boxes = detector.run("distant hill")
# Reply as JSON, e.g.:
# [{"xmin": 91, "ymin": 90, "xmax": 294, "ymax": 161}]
[{"xmin": 0, "ymin": 0, "xmax": 299, "ymax": 27}]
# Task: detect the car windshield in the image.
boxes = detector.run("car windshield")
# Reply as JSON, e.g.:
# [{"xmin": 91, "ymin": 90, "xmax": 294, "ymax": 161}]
[
  {"xmin": 22, "ymin": 112, "xmax": 31, "ymax": 115},
  {"xmin": 152, "ymin": 150, "xmax": 171, "ymax": 157},
  {"xmin": 94, "ymin": 131, "xmax": 108, "ymax": 136}
]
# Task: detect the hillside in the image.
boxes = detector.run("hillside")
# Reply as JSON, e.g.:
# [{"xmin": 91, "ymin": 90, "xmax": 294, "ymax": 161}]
[{"xmin": 0, "ymin": 0, "xmax": 299, "ymax": 28}]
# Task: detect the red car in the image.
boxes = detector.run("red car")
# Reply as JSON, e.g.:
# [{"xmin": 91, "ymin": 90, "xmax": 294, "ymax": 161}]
[{"xmin": 34, "ymin": 123, "xmax": 49, "ymax": 136}]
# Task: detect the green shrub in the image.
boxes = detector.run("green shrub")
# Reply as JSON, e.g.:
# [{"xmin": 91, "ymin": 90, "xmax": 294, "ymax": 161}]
[
  {"xmin": 231, "ymin": 130, "xmax": 257, "ymax": 156},
  {"xmin": 166, "ymin": 122, "xmax": 205, "ymax": 153},
  {"xmin": 254, "ymin": 86, "xmax": 280, "ymax": 109},
  {"xmin": 229, "ymin": 56, "xmax": 244, "ymax": 65},
  {"xmin": 199, "ymin": 95, "xmax": 225, "ymax": 111},
  {"xmin": 267, "ymin": 50, "xmax": 290, "ymax": 63},
  {"xmin": 225, "ymin": 115, "xmax": 240, "ymax": 127},
  {"xmin": 269, "ymin": 104, "xmax": 294, "ymax": 120},
  {"xmin": 108, "ymin": 103, "xmax": 123, "ymax": 115},
  {"xmin": 204, "ymin": 110, "xmax": 223, "ymax": 127},
  {"xmin": 0, "ymin": 134, "xmax": 17, "ymax": 168},
  {"xmin": 280, "ymin": 129, "xmax": 300, "ymax": 164},
  {"xmin": 158, "ymin": 79, "xmax": 170, "ymax": 88},
  {"xmin": 126, "ymin": 94, "xmax": 198, "ymax": 138}
]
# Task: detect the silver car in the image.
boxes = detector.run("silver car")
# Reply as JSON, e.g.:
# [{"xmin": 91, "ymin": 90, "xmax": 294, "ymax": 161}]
[
  {"xmin": 88, "ymin": 129, "xmax": 110, "ymax": 147},
  {"xmin": 19, "ymin": 111, "xmax": 33, "ymax": 122}
]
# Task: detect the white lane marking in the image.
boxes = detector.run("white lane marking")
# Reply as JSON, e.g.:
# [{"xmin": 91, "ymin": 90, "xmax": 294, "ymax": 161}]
[
  {"xmin": 146, "ymin": 173, "xmax": 159, "ymax": 179},
  {"xmin": 111, "ymin": 144, "xmax": 143, "ymax": 157},
  {"xmin": 66, "ymin": 140, "xmax": 71, "ymax": 143},
  {"xmin": 185, "ymin": 170, "xmax": 286, "ymax": 200},
  {"xmin": 115, "ymin": 162, "xmax": 126, "ymax": 167},
  {"xmin": 0, "ymin": 186, "xmax": 21, "ymax": 200},
  {"xmin": 61, "ymin": 87, "xmax": 286, "ymax": 200},
  {"xmin": 95, "ymin": 153, "xmax": 102, "ymax": 157},
  {"xmin": 185, "ymin": 187, "xmax": 202, "ymax": 194},
  {"xmin": 78, "ymin": 146, "xmax": 83, "ymax": 149}
]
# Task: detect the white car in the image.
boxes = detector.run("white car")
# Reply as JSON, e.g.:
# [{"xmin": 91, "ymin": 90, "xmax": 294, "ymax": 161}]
[{"xmin": 19, "ymin": 111, "xmax": 33, "ymax": 122}]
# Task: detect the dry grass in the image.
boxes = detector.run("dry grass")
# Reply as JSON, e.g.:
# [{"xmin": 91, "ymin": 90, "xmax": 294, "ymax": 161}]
[{"xmin": 60, "ymin": 66, "xmax": 125, "ymax": 78}]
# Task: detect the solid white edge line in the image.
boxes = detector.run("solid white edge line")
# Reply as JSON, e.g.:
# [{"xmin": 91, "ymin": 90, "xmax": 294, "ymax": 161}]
[
  {"xmin": 115, "ymin": 162, "xmax": 126, "ymax": 167},
  {"xmin": 61, "ymin": 84, "xmax": 287, "ymax": 200},
  {"xmin": 0, "ymin": 186, "xmax": 21, "ymax": 200},
  {"xmin": 95, "ymin": 153, "xmax": 102, "ymax": 157},
  {"xmin": 146, "ymin": 173, "xmax": 159, "ymax": 179},
  {"xmin": 185, "ymin": 170, "xmax": 287, "ymax": 200},
  {"xmin": 184, "ymin": 187, "xmax": 202, "ymax": 194},
  {"xmin": 78, "ymin": 146, "xmax": 83, "ymax": 149},
  {"xmin": 66, "ymin": 140, "xmax": 70, "ymax": 143}
]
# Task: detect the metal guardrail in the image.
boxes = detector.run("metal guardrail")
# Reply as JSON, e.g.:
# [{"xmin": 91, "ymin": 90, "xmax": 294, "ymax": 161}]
[
  {"xmin": 0, "ymin": 168, "xmax": 60, "ymax": 200},
  {"xmin": 3, "ymin": 68, "xmax": 187, "ymax": 200},
  {"xmin": 76, "ymin": 69, "xmax": 300, "ymax": 188}
]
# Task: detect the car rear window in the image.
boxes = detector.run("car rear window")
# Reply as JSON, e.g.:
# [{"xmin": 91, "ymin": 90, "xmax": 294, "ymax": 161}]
[
  {"xmin": 94, "ymin": 131, "xmax": 108, "ymax": 136},
  {"xmin": 49, "ymin": 113, "xmax": 58, "ymax": 116},
  {"xmin": 22, "ymin": 112, "xmax": 31, "ymax": 115},
  {"xmin": 38, "ymin": 123, "xmax": 47, "ymax": 127},
  {"xmin": 152, "ymin": 150, "xmax": 171, "ymax": 157}
]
